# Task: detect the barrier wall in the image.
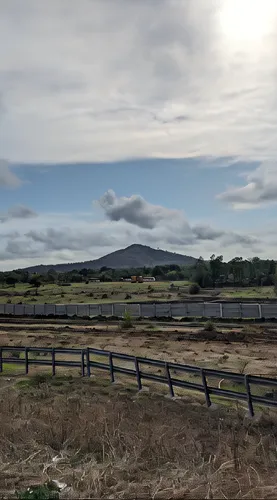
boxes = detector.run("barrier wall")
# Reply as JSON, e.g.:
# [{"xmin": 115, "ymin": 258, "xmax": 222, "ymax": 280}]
[{"xmin": 1, "ymin": 301, "xmax": 277, "ymax": 319}]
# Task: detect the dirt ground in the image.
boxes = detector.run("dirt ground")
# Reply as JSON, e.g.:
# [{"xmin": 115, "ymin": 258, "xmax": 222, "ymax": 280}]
[{"xmin": 1, "ymin": 319, "xmax": 277, "ymax": 377}]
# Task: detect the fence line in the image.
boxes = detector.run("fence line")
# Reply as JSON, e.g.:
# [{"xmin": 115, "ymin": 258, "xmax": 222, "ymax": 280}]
[
  {"xmin": 1, "ymin": 345, "xmax": 277, "ymax": 416},
  {"xmin": 1, "ymin": 301, "xmax": 277, "ymax": 319}
]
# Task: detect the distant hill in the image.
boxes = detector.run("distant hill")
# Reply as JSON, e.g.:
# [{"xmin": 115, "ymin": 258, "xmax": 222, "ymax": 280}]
[{"xmin": 18, "ymin": 244, "xmax": 197, "ymax": 274}]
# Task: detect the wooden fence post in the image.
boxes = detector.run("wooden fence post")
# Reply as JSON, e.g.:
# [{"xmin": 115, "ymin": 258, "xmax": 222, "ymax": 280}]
[
  {"xmin": 52, "ymin": 348, "xmax": 56, "ymax": 376},
  {"xmin": 244, "ymin": 374, "xmax": 254, "ymax": 417},
  {"xmin": 165, "ymin": 362, "xmax": 174, "ymax": 397},
  {"xmin": 201, "ymin": 369, "xmax": 211, "ymax": 407}
]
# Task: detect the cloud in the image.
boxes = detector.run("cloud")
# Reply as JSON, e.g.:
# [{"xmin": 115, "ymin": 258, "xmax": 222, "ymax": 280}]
[
  {"xmin": 98, "ymin": 190, "xmax": 259, "ymax": 249},
  {"xmin": 217, "ymin": 163, "xmax": 277, "ymax": 209},
  {"xmin": 26, "ymin": 227, "xmax": 115, "ymax": 251},
  {"xmin": 2, "ymin": 1, "xmax": 277, "ymax": 163},
  {"xmin": 0, "ymin": 159, "xmax": 21, "ymax": 188},
  {"xmin": 98, "ymin": 189, "xmax": 183, "ymax": 229},
  {"xmin": 0, "ymin": 205, "xmax": 37, "ymax": 223}
]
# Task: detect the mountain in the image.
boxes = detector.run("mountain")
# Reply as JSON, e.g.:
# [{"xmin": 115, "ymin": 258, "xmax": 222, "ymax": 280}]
[{"xmin": 18, "ymin": 244, "xmax": 197, "ymax": 274}]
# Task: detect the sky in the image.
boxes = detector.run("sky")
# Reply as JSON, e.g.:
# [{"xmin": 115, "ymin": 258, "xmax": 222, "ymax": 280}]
[{"xmin": 1, "ymin": 0, "xmax": 277, "ymax": 270}]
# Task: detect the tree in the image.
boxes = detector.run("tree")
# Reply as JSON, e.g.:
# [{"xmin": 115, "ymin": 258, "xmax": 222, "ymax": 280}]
[
  {"xmin": 209, "ymin": 255, "xmax": 223, "ymax": 287},
  {"xmin": 29, "ymin": 274, "xmax": 42, "ymax": 295},
  {"xmin": 5, "ymin": 274, "xmax": 17, "ymax": 287}
]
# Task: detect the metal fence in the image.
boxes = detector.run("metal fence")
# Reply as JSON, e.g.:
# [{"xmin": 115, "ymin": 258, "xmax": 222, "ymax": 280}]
[
  {"xmin": 0, "ymin": 301, "xmax": 277, "ymax": 319},
  {"xmin": 1, "ymin": 345, "xmax": 277, "ymax": 416}
]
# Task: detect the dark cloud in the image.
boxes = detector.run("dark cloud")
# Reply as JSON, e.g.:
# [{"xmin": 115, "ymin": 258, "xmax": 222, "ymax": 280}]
[
  {"xmin": 98, "ymin": 190, "xmax": 182, "ymax": 229},
  {"xmin": 0, "ymin": 205, "xmax": 37, "ymax": 223}
]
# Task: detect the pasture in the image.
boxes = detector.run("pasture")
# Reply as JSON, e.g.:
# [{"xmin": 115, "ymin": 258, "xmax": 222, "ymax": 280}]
[{"xmin": 0, "ymin": 281, "xmax": 275, "ymax": 305}]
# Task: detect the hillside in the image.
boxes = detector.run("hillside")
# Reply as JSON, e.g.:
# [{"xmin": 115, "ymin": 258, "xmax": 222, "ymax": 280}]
[{"xmin": 19, "ymin": 244, "xmax": 197, "ymax": 273}]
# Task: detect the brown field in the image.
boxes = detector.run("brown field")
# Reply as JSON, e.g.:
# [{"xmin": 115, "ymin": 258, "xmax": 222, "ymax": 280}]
[
  {"xmin": 2, "ymin": 319, "xmax": 277, "ymax": 498},
  {"xmin": 0, "ymin": 281, "xmax": 275, "ymax": 305}
]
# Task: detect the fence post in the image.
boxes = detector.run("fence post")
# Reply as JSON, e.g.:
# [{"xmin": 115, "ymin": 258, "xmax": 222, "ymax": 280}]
[
  {"xmin": 240, "ymin": 303, "xmax": 242, "ymax": 319},
  {"xmin": 0, "ymin": 347, "xmax": 2, "ymax": 373},
  {"xmin": 111, "ymin": 303, "xmax": 114, "ymax": 317},
  {"xmin": 165, "ymin": 362, "xmax": 174, "ymax": 397},
  {"xmin": 203, "ymin": 303, "xmax": 206, "ymax": 318},
  {"xmin": 109, "ymin": 352, "xmax": 115, "ymax": 383},
  {"xmin": 258, "ymin": 304, "xmax": 262, "ymax": 319},
  {"xmin": 25, "ymin": 347, "xmax": 29, "ymax": 375},
  {"xmin": 244, "ymin": 374, "xmax": 254, "ymax": 417},
  {"xmin": 219, "ymin": 303, "xmax": 223, "ymax": 318},
  {"xmin": 81, "ymin": 350, "xmax": 85, "ymax": 377},
  {"xmin": 86, "ymin": 348, "xmax": 91, "ymax": 377},
  {"xmin": 138, "ymin": 304, "xmax": 141, "ymax": 318},
  {"xmin": 52, "ymin": 348, "xmax": 56, "ymax": 376},
  {"xmin": 134, "ymin": 357, "xmax": 142, "ymax": 391},
  {"xmin": 201, "ymin": 369, "xmax": 211, "ymax": 407},
  {"xmin": 98, "ymin": 304, "xmax": 102, "ymax": 316}
]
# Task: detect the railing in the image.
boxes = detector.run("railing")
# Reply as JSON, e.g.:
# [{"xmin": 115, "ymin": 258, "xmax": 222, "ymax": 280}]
[
  {"xmin": 1, "ymin": 346, "xmax": 277, "ymax": 416},
  {"xmin": 0, "ymin": 301, "xmax": 277, "ymax": 319}
]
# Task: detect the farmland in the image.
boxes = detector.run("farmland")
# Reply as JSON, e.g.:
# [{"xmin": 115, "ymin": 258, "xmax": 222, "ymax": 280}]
[{"xmin": 0, "ymin": 281, "xmax": 275, "ymax": 305}]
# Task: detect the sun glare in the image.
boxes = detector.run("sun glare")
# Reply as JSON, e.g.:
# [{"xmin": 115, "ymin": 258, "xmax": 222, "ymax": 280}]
[{"xmin": 218, "ymin": 0, "xmax": 277, "ymax": 42}]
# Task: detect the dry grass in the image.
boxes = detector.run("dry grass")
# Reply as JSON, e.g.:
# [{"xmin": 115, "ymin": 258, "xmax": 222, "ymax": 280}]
[{"xmin": 1, "ymin": 376, "xmax": 277, "ymax": 498}]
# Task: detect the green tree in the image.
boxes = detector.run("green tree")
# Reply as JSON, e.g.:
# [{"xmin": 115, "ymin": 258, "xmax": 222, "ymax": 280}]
[
  {"xmin": 209, "ymin": 255, "xmax": 223, "ymax": 287},
  {"xmin": 29, "ymin": 274, "xmax": 42, "ymax": 295}
]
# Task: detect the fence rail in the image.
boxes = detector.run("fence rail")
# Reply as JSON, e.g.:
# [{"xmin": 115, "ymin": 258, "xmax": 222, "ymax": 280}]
[
  {"xmin": 0, "ymin": 301, "xmax": 277, "ymax": 319},
  {"xmin": 1, "ymin": 345, "xmax": 277, "ymax": 416}
]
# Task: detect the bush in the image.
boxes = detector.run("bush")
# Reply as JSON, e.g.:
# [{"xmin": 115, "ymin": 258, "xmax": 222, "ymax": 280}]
[
  {"xmin": 10, "ymin": 351, "xmax": 21, "ymax": 359},
  {"xmin": 125, "ymin": 293, "xmax": 132, "ymax": 300},
  {"xmin": 188, "ymin": 283, "xmax": 200, "ymax": 295},
  {"xmin": 204, "ymin": 320, "xmax": 215, "ymax": 332},
  {"xmin": 122, "ymin": 311, "xmax": 133, "ymax": 329},
  {"xmin": 16, "ymin": 481, "xmax": 60, "ymax": 500},
  {"xmin": 102, "ymin": 293, "xmax": 108, "ymax": 299}
]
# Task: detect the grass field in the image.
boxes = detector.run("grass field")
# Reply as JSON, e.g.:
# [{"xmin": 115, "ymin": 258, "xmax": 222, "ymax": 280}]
[
  {"xmin": 0, "ymin": 281, "xmax": 275, "ymax": 305},
  {"xmin": 0, "ymin": 281, "xmax": 191, "ymax": 304},
  {"xmin": 2, "ymin": 319, "xmax": 277, "ymax": 497},
  {"xmin": 1, "ymin": 374, "xmax": 277, "ymax": 498}
]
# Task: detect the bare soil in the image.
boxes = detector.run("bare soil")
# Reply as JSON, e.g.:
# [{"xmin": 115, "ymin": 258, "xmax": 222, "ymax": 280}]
[{"xmin": 1, "ymin": 320, "xmax": 277, "ymax": 377}]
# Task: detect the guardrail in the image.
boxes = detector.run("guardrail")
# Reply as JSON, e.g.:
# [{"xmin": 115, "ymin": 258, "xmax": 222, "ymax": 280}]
[
  {"xmin": 0, "ymin": 301, "xmax": 277, "ymax": 319},
  {"xmin": 1, "ymin": 346, "xmax": 277, "ymax": 416}
]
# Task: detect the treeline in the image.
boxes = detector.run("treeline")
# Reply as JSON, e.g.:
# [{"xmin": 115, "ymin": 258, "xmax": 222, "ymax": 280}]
[{"xmin": 0, "ymin": 255, "xmax": 276, "ymax": 288}]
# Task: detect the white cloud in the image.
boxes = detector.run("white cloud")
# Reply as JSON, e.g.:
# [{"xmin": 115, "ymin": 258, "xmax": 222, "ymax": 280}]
[
  {"xmin": 0, "ymin": 191, "xmax": 265, "ymax": 270},
  {"xmin": 0, "ymin": 159, "xmax": 21, "ymax": 187},
  {"xmin": 218, "ymin": 162, "xmax": 277, "ymax": 209},
  {"xmin": 1, "ymin": 0, "xmax": 277, "ymax": 164}
]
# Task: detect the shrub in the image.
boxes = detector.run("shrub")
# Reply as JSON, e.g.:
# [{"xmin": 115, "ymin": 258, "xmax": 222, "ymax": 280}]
[
  {"xmin": 125, "ymin": 293, "xmax": 132, "ymax": 300},
  {"xmin": 102, "ymin": 293, "xmax": 108, "ymax": 299},
  {"xmin": 204, "ymin": 320, "xmax": 215, "ymax": 332},
  {"xmin": 16, "ymin": 481, "xmax": 60, "ymax": 500},
  {"xmin": 11, "ymin": 350, "xmax": 21, "ymax": 359},
  {"xmin": 122, "ymin": 311, "xmax": 133, "ymax": 329},
  {"xmin": 188, "ymin": 283, "xmax": 200, "ymax": 295}
]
